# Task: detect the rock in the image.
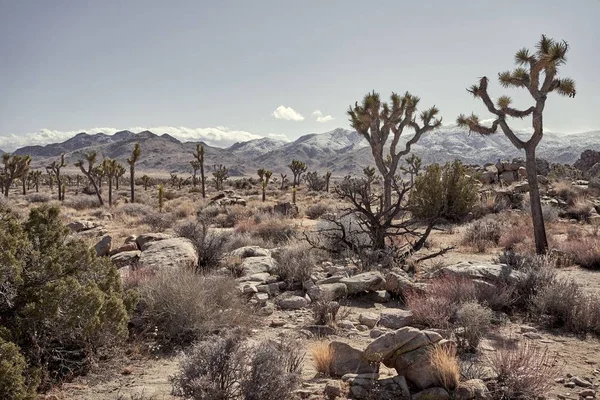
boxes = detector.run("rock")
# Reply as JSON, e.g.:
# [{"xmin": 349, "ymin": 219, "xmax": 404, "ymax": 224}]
[
  {"xmin": 575, "ymin": 149, "xmax": 600, "ymax": 172},
  {"xmin": 109, "ymin": 241, "xmax": 138, "ymax": 256},
  {"xmin": 94, "ymin": 235, "xmax": 112, "ymax": 257},
  {"xmin": 366, "ymin": 290, "xmax": 391, "ymax": 303},
  {"xmin": 454, "ymin": 379, "xmax": 490, "ymax": 399},
  {"xmin": 579, "ymin": 389, "xmax": 596, "ymax": 397},
  {"xmin": 237, "ymin": 272, "xmax": 272, "ymax": 284},
  {"xmin": 136, "ymin": 233, "xmax": 172, "ymax": 250},
  {"xmin": 276, "ymin": 293, "xmax": 308, "ymax": 310},
  {"xmin": 110, "ymin": 250, "xmax": 141, "ymax": 268},
  {"xmin": 572, "ymin": 376, "xmax": 592, "ymax": 387},
  {"xmin": 500, "ymin": 170, "xmax": 519, "ymax": 184},
  {"xmin": 307, "ymin": 283, "xmax": 348, "ymax": 301},
  {"xmin": 274, "ymin": 201, "xmax": 299, "ymax": 216},
  {"xmin": 304, "ymin": 325, "xmax": 336, "ymax": 336},
  {"xmin": 370, "ymin": 328, "xmax": 388, "ymax": 339},
  {"xmin": 376, "ymin": 375, "xmax": 411, "ymax": 400},
  {"xmin": 337, "ymin": 320, "xmax": 355, "ymax": 330},
  {"xmin": 384, "ymin": 269, "xmax": 420, "ymax": 296},
  {"xmin": 412, "ymin": 387, "xmax": 450, "ymax": 400},
  {"xmin": 513, "ymin": 181, "xmax": 530, "ymax": 193},
  {"xmin": 378, "ymin": 310, "xmax": 413, "ymax": 329},
  {"xmin": 437, "ymin": 262, "xmax": 523, "ymax": 284},
  {"xmin": 67, "ymin": 220, "xmax": 98, "ymax": 232},
  {"xmin": 339, "ymin": 271, "xmax": 385, "ymax": 295},
  {"xmin": 258, "ymin": 303, "xmax": 274, "ymax": 316},
  {"xmin": 329, "ymin": 341, "xmax": 378, "ymax": 377},
  {"xmin": 241, "ymin": 256, "xmax": 277, "ymax": 275},
  {"xmin": 359, "ymin": 312, "xmax": 380, "ymax": 329},
  {"xmin": 229, "ymin": 246, "xmax": 271, "ymax": 258},
  {"xmin": 138, "ymin": 238, "xmax": 198, "ymax": 270},
  {"xmin": 523, "ymin": 332, "xmax": 543, "ymax": 339},
  {"xmin": 364, "ymin": 326, "xmax": 443, "ymax": 365},
  {"xmin": 323, "ymin": 380, "xmax": 342, "ymax": 399},
  {"xmin": 394, "ymin": 346, "xmax": 439, "ymax": 390}
]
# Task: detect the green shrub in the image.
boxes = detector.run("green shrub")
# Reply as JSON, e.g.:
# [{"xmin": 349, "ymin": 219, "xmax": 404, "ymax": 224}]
[
  {"xmin": 0, "ymin": 338, "xmax": 38, "ymax": 400},
  {"xmin": 409, "ymin": 160, "xmax": 478, "ymax": 222},
  {"xmin": 0, "ymin": 205, "xmax": 135, "ymax": 389}
]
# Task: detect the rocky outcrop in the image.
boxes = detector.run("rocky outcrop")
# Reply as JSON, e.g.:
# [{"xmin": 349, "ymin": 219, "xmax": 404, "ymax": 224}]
[
  {"xmin": 208, "ymin": 191, "xmax": 246, "ymax": 207},
  {"xmin": 574, "ymin": 149, "xmax": 600, "ymax": 172},
  {"xmin": 138, "ymin": 237, "xmax": 198, "ymax": 270},
  {"xmin": 94, "ymin": 235, "xmax": 112, "ymax": 257},
  {"xmin": 136, "ymin": 233, "xmax": 172, "ymax": 251},
  {"xmin": 329, "ymin": 342, "xmax": 378, "ymax": 377},
  {"xmin": 436, "ymin": 262, "xmax": 523, "ymax": 284}
]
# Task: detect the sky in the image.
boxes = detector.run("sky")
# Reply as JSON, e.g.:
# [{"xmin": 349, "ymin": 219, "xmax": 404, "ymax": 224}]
[{"xmin": 1, "ymin": 0, "xmax": 599, "ymax": 151}]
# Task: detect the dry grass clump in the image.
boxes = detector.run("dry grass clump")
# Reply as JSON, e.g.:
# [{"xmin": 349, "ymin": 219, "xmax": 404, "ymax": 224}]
[
  {"xmin": 145, "ymin": 211, "xmax": 175, "ymax": 232},
  {"xmin": 175, "ymin": 219, "xmax": 228, "ymax": 271},
  {"xmin": 428, "ymin": 344, "xmax": 460, "ymax": 391},
  {"xmin": 462, "ymin": 217, "xmax": 502, "ymax": 252},
  {"xmin": 555, "ymin": 236, "xmax": 600, "ymax": 270},
  {"xmin": 487, "ymin": 343, "xmax": 560, "ymax": 399},
  {"xmin": 305, "ymin": 203, "xmax": 331, "ymax": 219},
  {"xmin": 552, "ymin": 180, "xmax": 581, "ymax": 206},
  {"xmin": 561, "ymin": 197, "xmax": 593, "ymax": 221},
  {"xmin": 310, "ymin": 341, "xmax": 333, "ymax": 376},
  {"xmin": 64, "ymin": 195, "xmax": 101, "ymax": 210},
  {"xmin": 236, "ymin": 215, "xmax": 296, "ymax": 245},
  {"xmin": 26, "ymin": 193, "xmax": 51, "ymax": 203},
  {"xmin": 499, "ymin": 223, "xmax": 534, "ymax": 252},
  {"xmin": 207, "ymin": 205, "xmax": 254, "ymax": 228},
  {"xmin": 117, "ymin": 202, "xmax": 155, "ymax": 217},
  {"xmin": 138, "ymin": 270, "xmax": 252, "ymax": 347},
  {"xmin": 273, "ymin": 242, "xmax": 317, "ymax": 287}
]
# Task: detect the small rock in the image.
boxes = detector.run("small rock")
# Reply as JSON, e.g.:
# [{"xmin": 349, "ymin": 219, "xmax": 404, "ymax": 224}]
[
  {"xmin": 579, "ymin": 389, "xmax": 595, "ymax": 397},
  {"xmin": 572, "ymin": 376, "xmax": 592, "ymax": 388},
  {"xmin": 337, "ymin": 320, "xmax": 355, "ymax": 330},
  {"xmin": 412, "ymin": 387, "xmax": 450, "ymax": 400},
  {"xmin": 323, "ymin": 380, "xmax": 342, "ymax": 398},
  {"xmin": 378, "ymin": 310, "xmax": 413, "ymax": 329},
  {"xmin": 359, "ymin": 312, "xmax": 379, "ymax": 329},
  {"xmin": 369, "ymin": 328, "xmax": 388, "ymax": 339},
  {"xmin": 277, "ymin": 293, "xmax": 308, "ymax": 310}
]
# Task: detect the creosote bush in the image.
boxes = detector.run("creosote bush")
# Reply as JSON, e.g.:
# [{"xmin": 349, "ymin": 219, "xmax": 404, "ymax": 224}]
[
  {"xmin": 456, "ymin": 301, "xmax": 492, "ymax": 352},
  {"xmin": 272, "ymin": 242, "xmax": 317, "ymax": 287},
  {"xmin": 462, "ymin": 217, "xmax": 502, "ymax": 252}
]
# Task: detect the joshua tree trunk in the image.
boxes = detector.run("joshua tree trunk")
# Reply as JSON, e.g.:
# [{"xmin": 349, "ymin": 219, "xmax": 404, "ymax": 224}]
[
  {"xmin": 525, "ymin": 145, "xmax": 548, "ymax": 253},
  {"xmin": 129, "ymin": 165, "xmax": 135, "ymax": 202},
  {"xmin": 22, "ymin": 177, "xmax": 26, "ymax": 195},
  {"xmin": 108, "ymin": 176, "xmax": 113, "ymax": 207},
  {"xmin": 57, "ymin": 177, "xmax": 62, "ymax": 201},
  {"xmin": 200, "ymin": 163, "xmax": 205, "ymax": 198}
]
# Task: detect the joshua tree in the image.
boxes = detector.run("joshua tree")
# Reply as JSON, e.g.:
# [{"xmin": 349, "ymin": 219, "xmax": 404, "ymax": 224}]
[
  {"xmin": 288, "ymin": 160, "xmax": 307, "ymax": 188},
  {"xmin": 257, "ymin": 168, "xmax": 273, "ymax": 202},
  {"xmin": 190, "ymin": 160, "xmax": 201, "ymax": 187},
  {"xmin": 349, "ymin": 91, "xmax": 441, "ymax": 210},
  {"xmin": 280, "ymin": 173, "xmax": 288, "ymax": 190},
  {"xmin": 75, "ymin": 151, "xmax": 104, "ymax": 205},
  {"xmin": 158, "ymin": 184, "xmax": 165, "ymax": 212},
  {"xmin": 141, "ymin": 174, "xmax": 152, "ymax": 191},
  {"xmin": 103, "ymin": 158, "xmax": 118, "ymax": 207},
  {"xmin": 31, "ymin": 170, "xmax": 42, "ymax": 192},
  {"xmin": 325, "ymin": 171, "xmax": 332, "ymax": 192},
  {"xmin": 46, "ymin": 153, "xmax": 67, "ymax": 200},
  {"xmin": 193, "ymin": 144, "xmax": 206, "ymax": 198},
  {"xmin": 92, "ymin": 164, "xmax": 105, "ymax": 189},
  {"xmin": 127, "ymin": 143, "xmax": 141, "ymax": 203},
  {"xmin": 115, "ymin": 162, "xmax": 126, "ymax": 190},
  {"xmin": 457, "ymin": 35, "xmax": 576, "ymax": 254},
  {"xmin": 212, "ymin": 164, "xmax": 229, "ymax": 191},
  {"xmin": 170, "ymin": 173, "xmax": 179, "ymax": 187},
  {"xmin": 19, "ymin": 156, "xmax": 31, "ymax": 195},
  {"xmin": 400, "ymin": 154, "xmax": 422, "ymax": 185},
  {"xmin": 1, "ymin": 154, "xmax": 31, "ymax": 198},
  {"xmin": 363, "ymin": 166, "xmax": 377, "ymax": 192}
]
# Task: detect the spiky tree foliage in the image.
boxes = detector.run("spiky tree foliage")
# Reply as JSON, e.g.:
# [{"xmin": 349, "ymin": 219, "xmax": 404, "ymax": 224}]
[
  {"xmin": 46, "ymin": 154, "xmax": 67, "ymax": 201},
  {"xmin": 191, "ymin": 160, "xmax": 201, "ymax": 187},
  {"xmin": 400, "ymin": 154, "xmax": 422, "ymax": 185},
  {"xmin": 75, "ymin": 151, "xmax": 104, "ymax": 205},
  {"xmin": 325, "ymin": 171, "xmax": 332, "ymax": 192},
  {"xmin": 349, "ymin": 91, "xmax": 441, "ymax": 210},
  {"xmin": 193, "ymin": 144, "xmax": 206, "ymax": 198},
  {"xmin": 212, "ymin": 164, "xmax": 229, "ymax": 191},
  {"xmin": 115, "ymin": 162, "xmax": 126, "ymax": 190},
  {"xmin": 258, "ymin": 168, "xmax": 273, "ymax": 202},
  {"xmin": 102, "ymin": 158, "xmax": 118, "ymax": 207},
  {"xmin": 19, "ymin": 156, "xmax": 31, "ymax": 196},
  {"xmin": 280, "ymin": 173, "xmax": 288, "ymax": 190},
  {"xmin": 1, "ymin": 154, "xmax": 31, "ymax": 198},
  {"xmin": 287, "ymin": 160, "xmax": 307, "ymax": 188},
  {"xmin": 141, "ymin": 174, "xmax": 152, "ymax": 191},
  {"xmin": 170, "ymin": 173, "xmax": 179, "ymax": 187},
  {"xmin": 363, "ymin": 166, "xmax": 377, "ymax": 192},
  {"xmin": 30, "ymin": 170, "xmax": 42, "ymax": 193},
  {"xmin": 127, "ymin": 143, "xmax": 141, "ymax": 203},
  {"xmin": 456, "ymin": 35, "xmax": 576, "ymax": 254}
]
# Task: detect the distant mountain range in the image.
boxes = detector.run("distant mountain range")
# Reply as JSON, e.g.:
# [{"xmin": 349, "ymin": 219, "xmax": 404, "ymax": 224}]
[{"xmin": 7, "ymin": 127, "xmax": 600, "ymax": 176}]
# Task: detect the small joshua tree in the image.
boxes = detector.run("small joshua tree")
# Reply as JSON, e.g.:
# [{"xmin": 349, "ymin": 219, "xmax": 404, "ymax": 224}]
[
  {"xmin": 191, "ymin": 160, "xmax": 201, "ymax": 187},
  {"xmin": 158, "ymin": 184, "xmax": 165, "ymax": 212},
  {"xmin": 280, "ymin": 173, "xmax": 288, "ymax": 190},
  {"xmin": 102, "ymin": 158, "xmax": 118, "ymax": 207},
  {"xmin": 31, "ymin": 170, "xmax": 42, "ymax": 192},
  {"xmin": 75, "ymin": 151, "xmax": 104, "ymax": 205},
  {"xmin": 212, "ymin": 164, "xmax": 229, "ymax": 191},
  {"xmin": 193, "ymin": 144, "xmax": 206, "ymax": 198},
  {"xmin": 127, "ymin": 142, "xmax": 141, "ymax": 203},
  {"xmin": 115, "ymin": 162, "xmax": 126, "ymax": 190},
  {"xmin": 258, "ymin": 168, "xmax": 273, "ymax": 202},
  {"xmin": 457, "ymin": 35, "xmax": 576, "ymax": 254},
  {"xmin": 325, "ymin": 171, "xmax": 332, "ymax": 192},
  {"xmin": 46, "ymin": 153, "xmax": 67, "ymax": 201},
  {"xmin": 288, "ymin": 160, "xmax": 307, "ymax": 188},
  {"xmin": 141, "ymin": 174, "xmax": 152, "ymax": 191}
]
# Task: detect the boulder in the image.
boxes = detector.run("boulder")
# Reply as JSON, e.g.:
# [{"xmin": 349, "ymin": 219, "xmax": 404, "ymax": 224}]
[
  {"xmin": 138, "ymin": 238, "xmax": 198, "ymax": 270},
  {"xmin": 384, "ymin": 269, "xmax": 420, "ymax": 296},
  {"xmin": 412, "ymin": 387, "xmax": 450, "ymax": 400},
  {"xmin": 436, "ymin": 262, "xmax": 523, "ymax": 284},
  {"xmin": 110, "ymin": 250, "xmax": 141, "ymax": 269},
  {"xmin": 307, "ymin": 283, "xmax": 348, "ymax": 301},
  {"xmin": 359, "ymin": 312, "xmax": 380, "ymax": 329},
  {"xmin": 276, "ymin": 293, "xmax": 308, "ymax": 310},
  {"xmin": 136, "ymin": 233, "xmax": 172, "ymax": 251},
  {"xmin": 229, "ymin": 246, "xmax": 271, "ymax": 258},
  {"xmin": 329, "ymin": 341, "xmax": 378, "ymax": 377},
  {"xmin": 94, "ymin": 235, "xmax": 112, "ymax": 257},
  {"xmin": 109, "ymin": 241, "xmax": 139, "ymax": 256},
  {"xmin": 339, "ymin": 271, "xmax": 385, "ymax": 295},
  {"xmin": 363, "ymin": 326, "xmax": 442, "ymax": 365},
  {"xmin": 454, "ymin": 379, "xmax": 490, "ymax": 400},
  {"xmin": 378, "ymin": 310, "xmax": 413, "ymax": 329},
  {"xmin": 67, "ymin": 220, "xmax": 98, "ymax": 232},
  {"xmin": 241, "ymin": 256, "xmax": 277, "ymax": 275},
  {"xmin": 394, "ymin": 346, "xmax": 439, "ymax": 390},
  {"xmin": 500, "ymin": 170, "xmax": 518, "ymax": 184},
  {"xmin": 376, "ymin": 375, "xmax": 411, "ymax": 400}
]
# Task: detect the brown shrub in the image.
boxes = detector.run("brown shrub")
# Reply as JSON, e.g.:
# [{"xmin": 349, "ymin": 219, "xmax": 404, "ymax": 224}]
[
  {"xmin": 273, "ymin": 242, "xmax": 317, "ymax": 286},
  {"xmin": 455, "ymin": 301, "xmax": 493, "ymax": 352},
  {"xmin": 462, "ymin": 218, "xmax": 502, "ymax": 252},
  {"xmin": 236, "ymin": 216, "xmax": 296, "ymax": 245},
  {"xmin": 561, "ymin": 197, "xmax": 592, "ymax": 221},
  {"xmin": 556, "ymin": 237, "xmax": 600, "ymax": 270},
  {"xmin": 305, "ymin": 203, "xmax": 330, "ymax": 220}
]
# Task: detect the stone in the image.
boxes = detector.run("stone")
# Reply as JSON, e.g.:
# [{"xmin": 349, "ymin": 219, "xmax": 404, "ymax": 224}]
[
  {"xmin": 412, "ymin": 387, "xmax": 450, "ymax": 400},
  {"xmin": 359, "ymin": 312, "xmax": 380, "ymax": 329},
  {"xmin": 364, "ymin": 326, "xmax": 443, "ymax": 365},
  {"xmin": 241, "ymin": 256, "xmax": 277, "ymax": 275},
  {"xmin": 138, "ymin": 238, "xmax": 198, "ymax": 270},
  {"xmin": 307, "ymin": 283, "xmax": 348, "ymax": 301},
  {"xmin": 500, "ymin": 170, "xmax": 518, "ymax": 184},
  {"xmin": 136, "ymin": 232, "xmax": 172, "ymax": 250},
  {"xmin": 110, "ymin": 250, "xmax": 141, "ymax": 269},
  {"xmin": 237, "ymin": 272, "xmax": 272, "ymax": 284},
  {"xmin": 384, "ymin": 269, "xmax": 419, "ymax": 296},
  {"xmin": 339, "ymin": 271, "xmax": 385, "ymax": 295},
  {"xmin": 276, "ymin": 293, "xmax": 308, "ymax": 310},
  {"xmin": 229, "ymin": 246, "xmax": 271, "ymax": 259},
  {"xmin": 274, "ymin": 201, "xmax": 299, "ymax": 216},
  {"xmin": 109, "ymin": 241, "xmax": 139, "ymax": 256},
  {"xmin": 370, "ymin": 328, "xmax": 388, "ymax": 338},
  {"xmin": 67, "ymin": 220, "xmax": 98, "ymax": 232},
  {"xmin": 579, "ymin": 389, "xmax": 596, "ymax": 397},
  {"xmin": 323, "ymin": 380, "xmax": 342, "ymax": 398},
  {"xmin": 572, "ymin": 376, "xmax": 592, "ymax": 387},
  {"xmin": 523, "ymin": 332, "xmax": 542, "ymax": 339},
  {"xmin": 454, "ymin": 379, "xmax": 490, "ymax": 399},
  {"xmin": 329, "ymin": 341, "xmax": 378, "ymax": 377},
  {"xmin": 94, "ymin": 235, "xmax": 112, "ymax": 257},
  {"xmin": 437, "ymin": 262, "xmax": 523, "ymax": 284},
  {"xmin": 378, "ymin": 310, "xmax": 413, "ymax": 329},
  {"xmin": 394, "ymin": 346, "xmax": 439, "ymax": 390},
  {"xmin": 337, "ymin": 320, "xmax": 355, "ymax": 330},
  {"xmin": 366, "ymin": 290, "xmax": 391, "ymax": 303}
]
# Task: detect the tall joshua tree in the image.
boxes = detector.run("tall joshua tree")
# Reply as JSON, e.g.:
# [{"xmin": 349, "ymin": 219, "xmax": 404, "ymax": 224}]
[
  {"xmin": 115, "ymin": 162, "xmax": 126, "ymax": 190},
  {"xmin": 190, "ymin": 160, "xmax": 201, "ymax": 187},
  {"xmin": 103, "ymin": 158, "xmax": 118, "ymax": 207},
  {"xmin": 31, "ymin": 170, "xmax": 42, "ymax": 192},
  {"xmin": 349, "ymin": 91, "xmax": 441, "ymax": 210},
  {"xmin": 46, "ymin": 153, "xmax": 67, "ymax": 201},
  {"xmin": 128, "ymin": 143, "xmax": 141, "ymax": 203},
  {"xmin": 288, "ymin": 160, "xmax": 307, "ymax": 188},
  {"xmin": 20, "ymin": 155, "xmax": 31, "ymax": 195},
  {"xmin": 193, "ymin": 144, "xmax": 206, "ymax": 198},
  {"xmin": 257, "ymin": 168, "xmax": 273, "ymax": 202},
  {"xmin": 75, "ymin": 151, "xmax": 104, "ymax": 205},
  {"xmin": 1, "ymin": 154, "xmax": 31, "ymax": 198},
  {"xmin": 457, "ymin": 35, "xmax": 576, "ymax": 254}
]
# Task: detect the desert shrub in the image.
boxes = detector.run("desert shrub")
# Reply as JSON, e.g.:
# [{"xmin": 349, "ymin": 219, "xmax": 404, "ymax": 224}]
[
  {"xmin": 499, "ymin": 220, "xmax": 533, "ymax": 251},
  {"xmin": 0, "ymin": 205, "xmax": 135, "ymax": 389},
  {"xmin": 561, "ymin": 198, "xmax": 592, "ymax": 221},
  {"xmin": 462, "ymin": 217, "xmax": 502, "ymax": 252},
  {"xmin": 305, "ymin": 172, "xmax": 326, "ymax": 191},
  {"xmin": 508, "ymin": 253, "xmax": 557, "ymax": 309},
  {"xmin": 117, "ymin": 202, "xmax": 155, "ymax": 217},
  {"xmin": 406, "ymin": 292, "xmax": 455, "ymax": 329},
  {"xmin": 311, "ymin": 300, "xmax": 340, "ymax": 326},
  {"xmin": 310, "ymin": 341, "xmax": 333, "ymax": 376},
  {"xmin": 64, "ymin": 195, "xmax": 100, "ymax": 210},
  {"xmin": 456, "ymin": 301, "xmax": 493, "ymax": 352},
  {"xmin": 552, "ymin": 180, "xmax": 580, "ymax": 205},
  {"xmin": 305, "ymin": 203, "xmax": 330, "ymax": 219},
  {"xmin": 210, "ymin": 205, "xmax": 255, "ymax": 228},
  {"xmin": 175, "ymin": 218, "xmax": 228, "ymax": 271},
  {"xmin": 237, "ymin": 216, "xmax": 296, "ymax": 245},
  {"xmin": 25, "ymin": 193, "xmax": 50, "ymax": 203},
  {"xmin": 0, "ymin": 338, "xmax": 38, "ymax": 400},
  {"xmin": 146, "ymin": 211, "xmax": 175, "ymax": 232},
  {"xmin": 138, "ymin": 271, "xmax": 251, "ymax": 346},
  {"xmin": 488, "ymin": 343, "xmax": 560, "ymax": 399},
  {"xmin": 428, "ymin": 345, "xmax": 459, "ymax": 391},
  {"xmin": 171, "ymin": 330, "xmax": 246, "ymax": 399},
  {"xmin": 163, "ymin": 190, "xmax": 178, "ymax": 200},
  {"xmin": 557, "ymin": 237, "xmax": 600, "ymax": 270},
  {"xmin": 273, "ymin": 243, "xmax": 316, "ymax": 286},
  {"xmin": 409, "ymin": 160, "xmax": 478, "ymax": 222}
]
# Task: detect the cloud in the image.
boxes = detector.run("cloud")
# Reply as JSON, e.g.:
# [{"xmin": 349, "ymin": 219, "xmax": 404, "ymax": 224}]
[
  {"xmin": 267, "ymin": 133, "xmax": 290, "ymax": 141},
  {"xmin": 312, "ymin": 110, "xmax": 334, "ymax": 123},
  {"xmin": 0, "ymin": 126, "xmax": 269, "ymax": 151},
  {"xmin": 272, "ymin": 105, "xmax": 304, "ymax": 121}
]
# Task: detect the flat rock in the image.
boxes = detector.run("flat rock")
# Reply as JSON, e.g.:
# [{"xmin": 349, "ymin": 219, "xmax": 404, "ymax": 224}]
[
  {"xmin": 138, "ymin": 237, "xmax": 197, "ymax": 270},
  {"xmin": 379, "ymin": 310, "xmax": 413, "ymax": 329},
  {"xmin": 110, "ymin": 250, "xmax": 141, "ymax": 269},
  {"xmin": 437, "ymin": 262, "xmax": 523, "ymax": 284},
  {"xmin": 276, "ymin": 293, "xmax": 308, "ymax": 310},
  {"xmin": 67, "ymin": 220, "xmax": 98, "ymax": 232},
  {"xmin": 109, "ymin": 241, "xmax": 138, "ymax": 256},
  {"xmin": 136, "ymin": 233, "xmax": 172, "ymax": 251},
  {"xmin": 307, "ymin": 283, "xmax": 348, "ymax": 301},
  {"xmin": 359, "ymin": 312, "xmax": 380, "ymax": 329},
  {"xmin": 339, "ymin": 271, "xmax": 385, "ymax": 295}
]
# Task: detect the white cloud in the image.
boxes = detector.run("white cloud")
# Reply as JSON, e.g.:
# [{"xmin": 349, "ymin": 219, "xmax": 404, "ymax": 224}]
[
  {"xmin": 272, "ymin": 105, "xmax": 304, "ymax": 121},
  {"xmin": 312, "ymin": 110, "xmax": 334, "ymax": 123},
  {"xmin": 267, "ymin": 133, "xmax": 290, "ymax": 141},
  {"xmin": 0, "ymin": 126, "xmax": 268, "ymax": 151}
]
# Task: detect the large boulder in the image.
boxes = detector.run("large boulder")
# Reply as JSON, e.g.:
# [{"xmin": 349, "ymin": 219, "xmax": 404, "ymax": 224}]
[
  {"xmin": 454, "ymin": 379, "xmax": 490, "ymax": 400},
  {"xmin": 138, "ymin": 238, "xmax": 198, "ymax": 270},
  {"xmin": 384, "ymin": 269, "xmax": 419, "ymax": 296},
  {"xmin": 339, "ymin": 271, "xmax": 385, "ymax": 295},
  {"xmin": 329, "ymin": 342, "xmax": 378, "ymax": 377},
  {"xmin": 67, "ymin": 220, "xmax": 99, "ymax": 232},
  {"xmin": 110, "ymin": 250, "xmax": 141, "ymax": 269},
  {"xmin": 241, "ymin": 256, "xmax": 277, "ymax": 275},
  {"xmin": 574, "ymin": 149, "xmax": 600, "ymax": 172},
  {"xmin": 436, "ymin": 262, "xmax": 523, "ymax": 284},
  {"xmin": 276, "ymin": 293, "xmax": 308, "ymax": 310},
  {"xmin": 307, "ymin": 283, "xmax": 348, "ymax": 301},
  {"xmin": 378, "ymin": 310, "xmax": 413, "ymax": 330},
  {"xmin": 136, "ymin": 233, "xmax": 172, "ymax": 251},
  {"xmin": 363, "ymin": 326, "xmax": 442, "ymax": 365}
]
